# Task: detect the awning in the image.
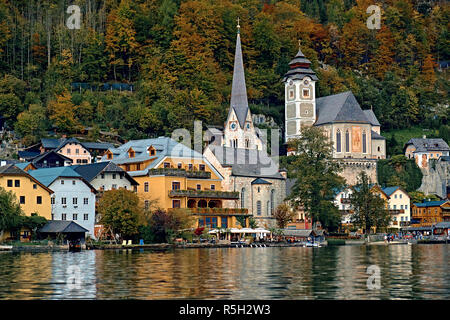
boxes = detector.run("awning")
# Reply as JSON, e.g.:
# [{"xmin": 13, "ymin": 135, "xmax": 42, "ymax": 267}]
[{"xmin": 208, "ymin": 228, "xmax": 271, "ymax": 234}]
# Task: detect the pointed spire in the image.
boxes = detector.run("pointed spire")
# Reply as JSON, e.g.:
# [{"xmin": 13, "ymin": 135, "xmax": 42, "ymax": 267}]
[{"xmin": 229, "ymin": 20, "xmax": 249, "ymax": 129}]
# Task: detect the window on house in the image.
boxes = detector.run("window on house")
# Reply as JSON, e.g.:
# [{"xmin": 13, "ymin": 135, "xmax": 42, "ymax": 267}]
[
  {"xmin": 67, "ymin": 149, "xmax": 71, "ymax": 154},
  {"xmin": 197, "ymin": 184, "xmax": 201, "ymax": 190},
  {"xmin": 172, "ymin": 200, "xmax": 181, "ymax": 208},
  {"xmin": 84, "ymin": 214, "xmax": 88, "ymax": 221},
  {"xmin": 7, "ymin": 179, "xmax": 12, "ymax": 187},
  {"xmin": 62, "ymin": 214, "xmax": 67, "ymax": 220},
  {"xmin": 172, "ymin": 182, "xmax": 180, "ymax": 190},
  {"xmin": 210, "ymin": 185, "xmax": 215, "ymax": 190},
  {"xmin": 112, "ymin": 174, "xmax": 116, "ymax": 179},
  {"xmin": 302, "ymin": 89, "xmax": 310, "ymax": 98},
  {"xmin": 133, "ymin": 186, "xmax": 138, "ymax": 193},
  {"xmin": 125, "ymin": 165, "xmax": 130, "ymax": 171},
  {"xmin": 61, "ymin": 180, "xmax": 64, "ymax": 185},
  {"xmin": 33, "ymin": 184, "xmax": 37, "ymax": 189},
  {"xmin": 20, "ymin": 196, "xmax": 25, "ymax": 204},
  {"xmin": 84, "ymin": 198, "xmax": 88, "ymax": 205},
  {"xmin": 188, "ymin": 164, "xmax": 193, "ymax": 170},
  {"xmin": 73, "ymin": 214, "xmax": 78, "ymax": 220},
  {"xmin": 144, "ymin": 200, "xmax": 149, "ymax": 210},
  {"xmin": 73, "ymin": 198, "xmax": 78, "ymax": 205},
  {"xmin": 51, "ymin": 197, "xmax": 55, "ymax": 205},
  {"xmin": 112, "ymin": 184, "xmax": 117, "ymax": 189},
  {"xmin": 76, "ymin": 149, "xmax": 79, "ymax": 154},
  {"xmin": 221, "ymin": 217, "xmax": 228, "ymax": 228},
  {"xmin": 164, "ymin": 162, "xmax": 170, "ymax": 168},
  {"xmin": 136, "ymin": 164, "xmax": 141, "ymax": 170},
  {"xmin": 51, "ymin": 214, "xmax": 54, "ymax": 220},
  {"xmin": 241, "ymin": 188, "xmax": 245, "ymax": 208},
  {"xmin": 37, "ymin": 196, "xmax": 42, "ymax": 204},
  {"xmin": 199, "ymin": 164, "xmax": 205, "ymax": 171},
  {"xmin": 15, "ymin": 180, "xmax": 20, "ymax": 187},
  {"xmin": 72, "ymin": 180, "xmax": 76, "ymax": 185},
  {"xmin": 144, "ymin": 182, "xmax": 149, "ymax": 192},
  {"xmin": 177, "ymin": 163, "xmax": 182, "ymax": 169}
]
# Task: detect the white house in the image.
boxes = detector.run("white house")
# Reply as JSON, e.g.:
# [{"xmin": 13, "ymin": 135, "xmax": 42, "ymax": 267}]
[
  {"xmin": 29, "ymin": 167, "xmax": 97, "ymax": 238},
  {"xmin": 382, "ymin": 186, "xmax": 411, "ymax": 229}
]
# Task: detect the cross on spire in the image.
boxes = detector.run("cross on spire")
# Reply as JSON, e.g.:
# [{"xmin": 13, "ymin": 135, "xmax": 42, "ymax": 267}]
[
  {"xmin": 237, "ymin": 17, "xmax": 240, "ymax": 33},
  {"xmin": 298, "ymin": 39, "xmax": 301, "ymax": 49}
]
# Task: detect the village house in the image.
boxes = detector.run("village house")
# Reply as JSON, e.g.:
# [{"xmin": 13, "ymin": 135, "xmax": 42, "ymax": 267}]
[
  {"xmin": 382, "ymin": 186, "xmax": 411, "ymax": 229},
  {"xmin": 19, "ymin": 137, "xmax": 113, "ymax": 164},
  {"xmin": 28, "ymin": 166, "xmax": 97, "ymax": 238},
  {"xmin": 404, "ymin": 137, "xmax": 450, "ymax": 169},
  {"xmin": 332, "ymin": 184, "xmax": 390, "ymax": 232},
  {"xmin": 16, "ymin": 150, "xmax": 72, "ymax": 170},
  {"xmin": 411, "ymin": 200, "xmax": 450, "ymax": 227},
  {"xmin": 101, "ymin": 137, "xmax": 250, "ymax": 230},
  {"xmin": 0, "ymin": 164, "xmax": 53, "ymax": 241}
]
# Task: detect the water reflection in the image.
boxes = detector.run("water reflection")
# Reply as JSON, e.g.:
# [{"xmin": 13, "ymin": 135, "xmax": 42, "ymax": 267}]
[{"xmin": 0, "ymin": 245, "xmax": 448, "ymax": 299}]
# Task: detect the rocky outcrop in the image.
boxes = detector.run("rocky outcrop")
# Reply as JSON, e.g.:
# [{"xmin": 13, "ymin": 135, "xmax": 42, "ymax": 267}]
[{"xmin": 419, "ymin": 159, "xmax": 449, "ymax": 198}]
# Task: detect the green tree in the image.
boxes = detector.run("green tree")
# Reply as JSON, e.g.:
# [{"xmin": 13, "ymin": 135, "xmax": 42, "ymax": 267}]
[
  {"xmin": 14, "ymin": 104, "xmax": 47, "ymax": 145},
  {"xmin": 0, "ymin": 187, "xmax": 23, "ymax": 237},
  {"xmin": 286, "ymin": 125, "xmax": 345, "ymax": 230},
  {"xmin": 409, "ymin": 191, "xmax": 440, "ymax": 204},
  {"xmin": 350, "ymin": 172, "xmax": 391, "ymax": 234},
  {"xmin": 98, "ymin": 189, "xmax": 145, "ymax": 240}
]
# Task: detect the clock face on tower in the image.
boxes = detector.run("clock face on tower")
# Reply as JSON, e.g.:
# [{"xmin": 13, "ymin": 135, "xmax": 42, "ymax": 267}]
[
  {"xmin": 230, "ymin": 122, "xmax": 237, "ymax": 131},
  {"xmin": 246, "ymin": 123, "xmax": 251, "ymax": 130}
]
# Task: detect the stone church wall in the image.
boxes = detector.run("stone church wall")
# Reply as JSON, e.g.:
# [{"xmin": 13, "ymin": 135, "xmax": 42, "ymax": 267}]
[{"xmin": 339, "ymin": 159, "xmax": 378, "ymax": 185}]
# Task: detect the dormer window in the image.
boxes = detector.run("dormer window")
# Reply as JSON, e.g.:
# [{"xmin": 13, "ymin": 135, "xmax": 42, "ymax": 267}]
[
  {"xmin": 128, "ymin": 148, "xmax": 135, "ymax": 158},
  {"xmin": 148, "ymin": 146, "xmax": 156, "ymax": 156},
  {"xmin": 106, "ymin": 151, "xmax": 113, "ymax": 160}
]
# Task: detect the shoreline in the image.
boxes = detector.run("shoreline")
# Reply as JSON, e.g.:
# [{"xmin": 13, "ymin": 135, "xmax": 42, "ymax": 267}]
[{"xmin": 2, "ymin": 239, "xmax": 447, "ymax": 252}]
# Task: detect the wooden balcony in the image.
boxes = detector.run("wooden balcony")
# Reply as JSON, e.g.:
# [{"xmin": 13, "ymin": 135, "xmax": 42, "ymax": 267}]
[
  {"xmin": 189, "ymin": 207, "xmax": 250, "ymax": 216},
  {"xmin": 148, "ymin": 168, "xmax": 211, "ymax": 179},
  {"xmin": 169, "ymin": 189, "xmax": 240, "ymax": 200},
  {"xmin": 389, "ymin": 209, "xmax": 405, "ymax": 215}
]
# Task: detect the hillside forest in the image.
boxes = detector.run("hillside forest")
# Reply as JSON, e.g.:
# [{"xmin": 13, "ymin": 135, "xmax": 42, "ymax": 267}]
[{"xmin": 0, "ymin": 0, "xmax": 448, "ymax": 151}]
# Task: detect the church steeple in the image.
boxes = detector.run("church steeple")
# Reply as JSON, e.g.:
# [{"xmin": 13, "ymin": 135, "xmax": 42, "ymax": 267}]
[
  {"xmin": 222, "ymin": 20, "xmax": 262, "ymax": 151},
  {"xmin": 229, "ymin": 20, "xmax": 249, "ymax": 129}
]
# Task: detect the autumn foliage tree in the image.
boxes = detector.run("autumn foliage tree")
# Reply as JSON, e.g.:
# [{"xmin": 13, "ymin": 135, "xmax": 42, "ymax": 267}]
[{"xmin": 97, "ymin": 189, "xmax": 145, "ymax": 240}]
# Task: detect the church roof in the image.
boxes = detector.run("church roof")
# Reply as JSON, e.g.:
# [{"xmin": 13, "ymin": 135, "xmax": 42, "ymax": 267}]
[
  {"xmin": 371, "ymin": 130, "xmax": 386, "ymax": 140},
  {"xmin": 228, "ymin": 31, "xmax": 249, "ymax": 129},
  {"xmin": 208, "ymin": 145, "xmax": 285, "ymax": 180},
  {"xmin": 363, "ymin": 110, "xmax": 380, "ymax": 126},
  {"xmin": 315, "ymin": 91, "xmax": 371, "ymax": 126}
]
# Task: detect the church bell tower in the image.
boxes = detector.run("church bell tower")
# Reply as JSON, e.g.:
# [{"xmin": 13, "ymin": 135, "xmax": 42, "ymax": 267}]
[{"xmin": 283, "ymin": 42, "xmax": 318, "ymax": 143}]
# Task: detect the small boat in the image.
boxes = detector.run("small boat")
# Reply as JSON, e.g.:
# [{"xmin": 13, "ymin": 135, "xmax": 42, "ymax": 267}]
[
  {"xmin": 0, "ymin": 245, "xmax": 13, "ymax": 251},
  {"xmin": 68, "ymin": 240, "xmax": 82, "ymax": 252}
]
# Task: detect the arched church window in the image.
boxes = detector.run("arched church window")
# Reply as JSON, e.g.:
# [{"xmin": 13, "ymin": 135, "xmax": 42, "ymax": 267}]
[
  {"xmin": 257, "ymin": 201, "xmax": 262, "ymax": 216},
  {"xmin": 362, "ymin": 131, "xmax": 367, "ymax": 153},
  {"xmin": 345, "ymin": 130, "xmax": 350, "ymax": 153},
  {"xmin": 241, "ymin": 188, "xmax": 245, "ymax": 208},
  {"xmin": 336, "ymin": 130, "xmax": 341, "ymax": 152},
  {"xmin": 270, "ymin": 189, "xmax": 275, "ymax": 214}
]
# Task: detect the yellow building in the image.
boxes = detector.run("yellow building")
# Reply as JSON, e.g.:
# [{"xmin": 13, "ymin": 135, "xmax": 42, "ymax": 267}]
[
  {"xmin": 411, "ymin": 200, "xmax": 450, "ymax": 227},
  {"xmin": 101, "ymin": 137, "xmax": 250, "ymax": 229},
  {"xmin": 0, "ymin": 164, "xmax": 53, "ymax": 241}
]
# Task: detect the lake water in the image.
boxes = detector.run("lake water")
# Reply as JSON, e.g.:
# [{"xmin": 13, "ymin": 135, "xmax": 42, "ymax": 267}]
[{"xmin": 0, "ymin": 244, "xmax": 448, "ymax": 299}]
